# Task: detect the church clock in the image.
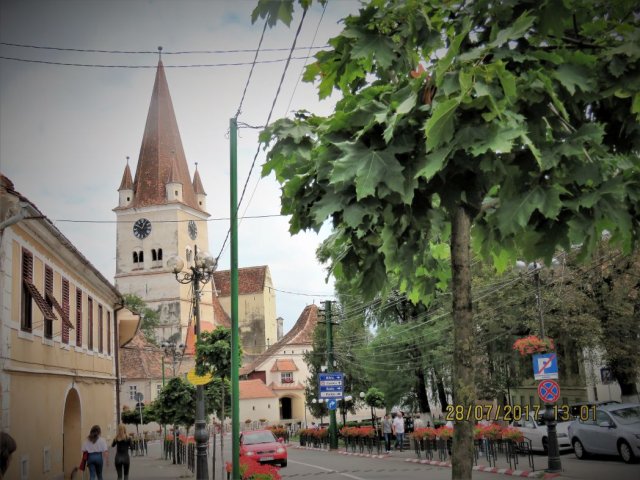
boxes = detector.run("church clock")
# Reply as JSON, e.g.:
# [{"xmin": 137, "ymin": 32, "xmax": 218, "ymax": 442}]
[
  {"xmin": 188, "ymin": 220, "xmax": 198, "ymax": 240},
  {"xmin": 133, "ymin": 218, "xmax": 152, "ymax": 239}
]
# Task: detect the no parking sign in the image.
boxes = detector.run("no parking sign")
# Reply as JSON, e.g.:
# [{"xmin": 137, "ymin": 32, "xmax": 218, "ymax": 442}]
[{"xmin": 537, "ymin": 379, "xmax": 561, "ymax": 403}]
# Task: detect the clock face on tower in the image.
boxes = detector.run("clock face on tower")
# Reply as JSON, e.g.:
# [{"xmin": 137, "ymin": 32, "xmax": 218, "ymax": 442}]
[
  {"xmin": 188, "ymin": 220, "xmax": 198, "ymax": 240},
  {"xmin": 133, "ymin": 218, "xmax": 152, "ymax": 239}
]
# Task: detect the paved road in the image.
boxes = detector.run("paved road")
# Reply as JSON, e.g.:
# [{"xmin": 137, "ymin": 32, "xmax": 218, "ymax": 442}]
[{"xmin": 95, "ymin": 438, "xmax": 640, "ymax": 480}]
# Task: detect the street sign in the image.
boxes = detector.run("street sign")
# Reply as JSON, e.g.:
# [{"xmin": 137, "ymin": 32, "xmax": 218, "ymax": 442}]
[
  {"xmin": 533, "ymin": 353, "xmax": 559, "ymax": 380},
  {"xmin": 319, "ymin": 372, "xmax": 344, "ymax": 399},
  {"xmin": 327, "ymin": 399, "xmax": 338, "ymax": 411},
  {"xmin": 135, "ymin": 392, "xmax": 144, "ymax": 402},
  {"xmin": 538, "ymin": 379, "xmax": 561, "ymax": 403}
]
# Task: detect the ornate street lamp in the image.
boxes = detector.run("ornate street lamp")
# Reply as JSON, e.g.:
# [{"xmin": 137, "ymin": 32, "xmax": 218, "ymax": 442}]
[{"xmin": 167, "ymin": 246, "xmax": 216, "ymax": 480}]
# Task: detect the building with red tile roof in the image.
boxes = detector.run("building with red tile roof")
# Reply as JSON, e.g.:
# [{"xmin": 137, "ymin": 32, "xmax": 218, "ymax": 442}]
[{"xmin": 239, "ymin": 305, "xmax": 319, "ymax": 426}]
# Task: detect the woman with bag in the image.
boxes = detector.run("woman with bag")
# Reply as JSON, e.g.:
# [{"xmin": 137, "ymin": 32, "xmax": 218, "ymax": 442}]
[
  {"xmin": 81, "ymin": 425, "xmax": 109, "ymax": 480},
  {"xmin": 112, "ymin": 424, "xmax": 132, "ymax": 480}
]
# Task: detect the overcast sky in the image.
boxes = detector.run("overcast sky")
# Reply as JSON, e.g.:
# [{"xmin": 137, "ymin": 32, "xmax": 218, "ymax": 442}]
[{"xmin": 0, "ymin": 0, "xmax": 361, "ymax": 332}]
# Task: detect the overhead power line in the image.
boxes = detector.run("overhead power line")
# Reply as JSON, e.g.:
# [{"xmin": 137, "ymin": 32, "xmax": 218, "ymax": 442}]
[
  {"xmin": 0, "ymin": 55, "xmax": 311, "ymax": 68},
  {"xmin": 0, "ymin": 41, "xmax": 326, "ymax": 55},
  {"xmin": 216, "ymin": 6, "xmax": 309, "ymax": 262}
]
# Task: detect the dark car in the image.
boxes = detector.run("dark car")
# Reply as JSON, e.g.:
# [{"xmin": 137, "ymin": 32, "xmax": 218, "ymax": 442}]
[{"xmin": 240, "ymin": 429, "xmax": 287, "ymax": 467}]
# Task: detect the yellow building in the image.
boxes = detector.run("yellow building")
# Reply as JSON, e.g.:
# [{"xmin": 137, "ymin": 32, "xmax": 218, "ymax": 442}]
[{"xmin": 0, "ymin": 176, "xmax": 138, "ymax": 480}]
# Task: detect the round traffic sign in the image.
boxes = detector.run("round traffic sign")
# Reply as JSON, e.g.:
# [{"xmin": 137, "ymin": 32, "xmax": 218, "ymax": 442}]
[{"xmin": 538, "ymin": 379, "xmax": 561, "ymax": 403}]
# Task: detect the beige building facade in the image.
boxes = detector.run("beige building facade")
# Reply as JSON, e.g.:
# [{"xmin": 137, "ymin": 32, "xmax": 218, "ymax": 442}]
[{"xmin": 0, "ymin": 176, "xmax": 138, "ymax": 480}]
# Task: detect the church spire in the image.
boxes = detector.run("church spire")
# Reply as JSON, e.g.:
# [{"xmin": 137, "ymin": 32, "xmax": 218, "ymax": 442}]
[
  {"xmin": 127, "ymin": 59, "xmax": 203, "ymax": 211},
  {"xmin": 118, "ymin": 157, "xmax": 133, "ymax": 191},
  {"xmin": 192, "ymin": 162, "xmax": 206, "ymax": 195}
]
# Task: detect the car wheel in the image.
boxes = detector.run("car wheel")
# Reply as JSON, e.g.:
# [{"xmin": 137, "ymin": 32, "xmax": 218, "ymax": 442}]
[
  {"xmin": 618, "ymin": 440, "xmax": 636, "ymax": 464},
  {"xmin": 542, "ymin": 437, "xmax": 548, "ymax": 454},
  {"xmin": 573, "ymin": 438, "xmax": 588, "ymax": 459},
  {"xmin": 280, "ymin": 460, "xmax": 288, "ymax": 467}
]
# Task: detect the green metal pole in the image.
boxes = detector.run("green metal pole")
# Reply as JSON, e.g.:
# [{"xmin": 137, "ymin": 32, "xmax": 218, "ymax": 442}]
[
  {"xmin": 162, "ymin": 358, "xmax": 167, "ymax": 458},
  {"xmin": 325, "ymin": 300, "xmax": 338, "ymax": 450},
  {"xmin": 230, "ymin": 117, "xmax": 240, "ymax": 480}
]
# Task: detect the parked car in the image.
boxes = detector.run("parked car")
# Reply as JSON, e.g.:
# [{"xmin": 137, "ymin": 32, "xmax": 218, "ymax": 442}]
[
  {"xmin": 511, "ymin": 412, "xmax": 572, "ymax": 453},
  {"xmin": 240, "ymin": 429, "xmax": 287, "ymax": 467},
  {"xmin": 568, "ymin": 403, "xmax": 640, "ymax": 464}
]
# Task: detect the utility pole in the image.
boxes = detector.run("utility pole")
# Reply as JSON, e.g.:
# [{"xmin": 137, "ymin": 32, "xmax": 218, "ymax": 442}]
[
  {"xmin": 229, "ymin": 117, "xmax": 240, "ymax": 480},
  {"xmin": 324, "ymin": 300, "xmax": 338, "ymax": 450}
]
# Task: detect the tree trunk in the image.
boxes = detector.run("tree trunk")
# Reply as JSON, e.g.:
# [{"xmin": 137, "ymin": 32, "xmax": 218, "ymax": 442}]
[
  {"xmin": 450, "ymin": 206, "xmax": 474, "ymax": 480},
  {"xmin": 433, "ymin": 369, "xmax": 449, "ymax": 413},
  {"xmin": 415, "ymin": 367, "xmax": 431, "ymax": 413}
]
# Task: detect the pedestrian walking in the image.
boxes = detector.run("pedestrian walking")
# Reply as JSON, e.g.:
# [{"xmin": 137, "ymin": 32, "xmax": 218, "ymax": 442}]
[
  {"xmin": 112, "ymin": 424, "xmax": 132, "ymax": 480},
  {"xmin": 382, "ymin": 414, "xmax": 393, "ymax": 453},
  {"xmin": 392, "ymin": 412, "xmax": 405, "ymax": 451},
  {"xmin": 81, "ymin": 425, "xmax": 109, "ymax": 480}
]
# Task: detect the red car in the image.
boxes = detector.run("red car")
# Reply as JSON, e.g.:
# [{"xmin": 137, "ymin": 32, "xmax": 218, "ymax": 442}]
[{"xmin": 240, "ymin": 429, "xmax": 288, "ymax": 467}]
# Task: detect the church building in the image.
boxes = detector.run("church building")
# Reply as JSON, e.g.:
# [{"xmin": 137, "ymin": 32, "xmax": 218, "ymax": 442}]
[{"xmin": 113, "ymin": 59, "xmax": 220, "ymax": 345}]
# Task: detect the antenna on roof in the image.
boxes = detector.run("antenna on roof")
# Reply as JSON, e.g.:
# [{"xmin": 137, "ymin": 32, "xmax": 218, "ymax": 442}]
[{"xmin": 157, "ymin": 46, "xmax": 163, "ymax": 60}]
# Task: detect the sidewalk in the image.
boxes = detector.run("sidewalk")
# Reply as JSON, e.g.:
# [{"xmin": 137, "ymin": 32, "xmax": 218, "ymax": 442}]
[{"xmin": 94, "ymin": 441, "xmax": 193, "ymax": 479}]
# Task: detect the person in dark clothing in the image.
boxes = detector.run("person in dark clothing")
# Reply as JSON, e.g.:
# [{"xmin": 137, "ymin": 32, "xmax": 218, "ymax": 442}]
[{"xmin": 112, "ymin": 424, "xmax": 132, "ymax": 480}]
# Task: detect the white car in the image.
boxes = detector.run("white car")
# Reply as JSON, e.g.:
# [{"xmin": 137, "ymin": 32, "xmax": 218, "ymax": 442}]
[{"xmin": 512, "ymin": 413, "xmax": 572, "ymax": 452}]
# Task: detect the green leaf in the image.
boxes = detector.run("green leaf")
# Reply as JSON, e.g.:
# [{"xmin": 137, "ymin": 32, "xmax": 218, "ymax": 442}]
[
  {"xmin": 424, "ymin": 98, "xmax": 460, "ymax": 151},
  {"xmin": 495, "ymin": 63, "xmax": 517, "ymax": 100},
  {"xmin": 489, "ymin": 12, "xmax": 534, "ymax": 47},
  {"xmin": 552, "ymin": 64, "xmax": 594, "ymax": 95},
  {"xmin": 251, "ymin": 0, "xmax": 294, "ymax": 27},
  {"xmin": 349, "ymin": 31, "xmax": 395, "ymax": 69},
  {"xmin": 415, "ymin": 146, "xmax": 452, "ymax": 181},
  {"xmin": 632, "ymin": 93, "xmax": 640, "ymax": 118},
  {"xmin": 331, "ymin": 142, "xmax": 405, "ymax": 200},
  {"xmin": 470, "ymin": 126, "xmax": 523, "ymax": 156}
]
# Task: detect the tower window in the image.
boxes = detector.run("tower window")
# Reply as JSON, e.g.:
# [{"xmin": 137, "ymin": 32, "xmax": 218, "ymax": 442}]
[
  {"xmin": 152, "ymin": 249, "xmax": 157, "ymax": 261},
  {"xmin": 157, "ymin": 248, "xmax": 163, "ymax": 260},
  {"xmin": 199, "ymin": 201, "xmax": 202, "ymax": 206},
  {"xmin": 186, "ymin": 247, "xmax": 192, "ymax": 263},
  {"xmin": 126, "ymin": 196, "xmax": 130, "ymax": 201},
  {"xmin": 175, "ymin": 190, "xmax": 179, "ymax": 196},
  {"xmin": 133, "ymin": 250, "xmax": 144, "ymax": 264},
  {"xmin": 133, "ymin": 252, "xmax": 138, "ymax": 263}
]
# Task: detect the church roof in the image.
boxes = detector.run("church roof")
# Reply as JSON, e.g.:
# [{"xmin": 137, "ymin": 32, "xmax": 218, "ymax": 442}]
[
  {"xmin": 192, "ymin": 167, "xmax": 206, "ymax": 195},
  {"xmin": 118, "ymin": 163, "xmax": 134, "ymax": 191},
  {"xmin": 240, "ymin": 304, "xmax": 318, "ymax": 376},
  {"xmin": 121, "ymin": 60, "xmax": 202, "ymax": 212},
  {"xmin": 213, "ymin": 266, "xmax": 268, "ymax": 297},
  {"xmin": 270, "ymin": 359, "xmax": 298, "ymax": 372}
]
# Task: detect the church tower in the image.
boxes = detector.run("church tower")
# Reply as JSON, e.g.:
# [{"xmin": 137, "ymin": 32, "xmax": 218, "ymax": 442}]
[{"xmin": 114, "ymin": 59, "xmax": 216, "ymax": 345}]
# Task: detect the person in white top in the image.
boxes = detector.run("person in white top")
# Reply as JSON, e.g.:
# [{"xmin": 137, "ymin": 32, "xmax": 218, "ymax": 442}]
[
  {"xmin": 392, "ymin": 412, "xmax": 405, "ymax": 451},
  {"xmin": 81, "ymin": 425, "xmax": 109, "ymax": 480}
]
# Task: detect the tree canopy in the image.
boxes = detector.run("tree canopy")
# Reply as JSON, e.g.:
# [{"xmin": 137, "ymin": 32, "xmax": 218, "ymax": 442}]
[{"xmin": 254, "ymin": 1, "xmax": 640, "ymax": 477}]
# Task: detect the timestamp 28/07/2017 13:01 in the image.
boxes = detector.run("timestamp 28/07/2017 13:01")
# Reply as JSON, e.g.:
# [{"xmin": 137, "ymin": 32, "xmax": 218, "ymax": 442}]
[{"xmin": 444, "ymin": 404, "xmax": 597, "ymax": 422}]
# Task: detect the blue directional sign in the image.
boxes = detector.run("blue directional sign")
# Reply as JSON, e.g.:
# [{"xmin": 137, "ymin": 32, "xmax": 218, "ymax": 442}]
[
  {"xmin": 533, "ymin": 353, "xmax": 559, "ymax": 380},
  {"xmin": 319, "ymin": 372, "xmax": 344, "ymax": 399},
  {"xmin": 327, "ymin": 399, "xmax": 338, "ymax": 411}
]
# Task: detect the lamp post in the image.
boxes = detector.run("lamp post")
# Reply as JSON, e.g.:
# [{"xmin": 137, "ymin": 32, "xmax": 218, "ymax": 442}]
[
  {"xmin": 516, "ymin": 260, "xmax": 561, "ymax": 473},
  {"xmin": 167, "ymin": 246, "xmax": 216, "ymax": 480},
  {"xmin": 359, "ymin": 391, "xmax": 376, "ymax": 429}
]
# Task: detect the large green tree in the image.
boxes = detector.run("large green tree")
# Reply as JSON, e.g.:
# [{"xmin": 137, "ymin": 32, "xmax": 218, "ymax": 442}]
[
  {"xmin": 123, "ymin": 293, "xmax": 160, "ymax": 345},
  {"xmin": 255, "ymin": 1, "xmax": 640, "ymax": 477}
]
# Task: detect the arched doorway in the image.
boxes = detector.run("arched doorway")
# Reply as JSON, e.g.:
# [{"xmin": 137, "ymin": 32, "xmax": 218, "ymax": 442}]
[
  {"xmin": 63, "ymin": 388, "xmax": 81, "ymax": 476},
  {"xmin": 279, "ymin": 397, "xmax": 292, "ymax": 420}
]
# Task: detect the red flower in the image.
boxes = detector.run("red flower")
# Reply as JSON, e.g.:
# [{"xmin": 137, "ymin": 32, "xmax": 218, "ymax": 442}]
[{"xmin": 513, "ymin": 336, "xmax": 555, "ymax": 356}]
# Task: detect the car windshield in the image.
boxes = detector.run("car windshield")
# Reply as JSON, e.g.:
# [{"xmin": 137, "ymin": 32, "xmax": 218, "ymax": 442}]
[
  {"xmin": 610, "ymin": 406, "xmax": 640, "ymax": 425},
  {"xmin": 243, "ymin": 431, "xmax": 277, "ymax": 445}
]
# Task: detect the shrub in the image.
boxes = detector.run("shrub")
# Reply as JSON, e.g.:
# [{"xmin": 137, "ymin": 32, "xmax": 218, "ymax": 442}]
[
  {"xmin": 513, "ymin": 336, "xmax": 555, "ymax": 356},
  {"xmin": 226, "ymin": 457, "xmax": 281, "ymax": 480},
  {"xmin": 435, "ymin": 426, "xmax": 453, "ymax": 440},
  {"xmin": 481, "ymin": 423, "xmax": 503, "ymax": 440},
  {"xmin": 502, "ymin": 427, "xmax": 524, "ymax": 443}
]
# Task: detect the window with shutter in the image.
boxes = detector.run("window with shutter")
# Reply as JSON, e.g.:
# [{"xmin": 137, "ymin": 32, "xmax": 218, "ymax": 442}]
[
  {"xmin": 21, "ymin": 249, "xmax": 33, "ymax": 332},
  {"xmin": 62, "ymin": 278, "xmax": 70, "ymax": 344},
  {"xmin": 44, "ymin": 266, "xmax": 53, "ymax": 339},
  {"xmin": 75, "ymin": 288, "xmax": 82, "ymax": 346},
  {"xmin": 107, "ymin": 311, "xmax": 111, "ymax": 355},
  {"xmin": 98, "ymin": 305, "xmax": 103, "ymax": 353},
  {"xmin": 88, "ymin": 297, "xmax": 93, "ymax": 350}
]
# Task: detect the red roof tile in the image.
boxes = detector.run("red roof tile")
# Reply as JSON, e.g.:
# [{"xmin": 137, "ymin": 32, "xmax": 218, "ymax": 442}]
[
  {"xmin": 184, "ymin": 320, "xmax": 216, "ymax": 356},
  {"xmin": 240, "ymin": 379, "xmax": 277, "ymax": 399},
  {"xmin": 122, "ymin": 60, "xmax": 203, "ymax": 212},
  {"xmin": 120, "ymin": 331, "xmax": 165, "ymax": 379},
  {"xmin": 213, "ymin": 266, "xmax": 268, "ymax": 296},
  {"xmin": 240, "ymin": 304, "xmax": 318, "ymax": 376},
  {"xmin": 118, "ymin": 163, "xmax": 134, "ymax": 190},
  {"xmin": 270, "ymin": 359, "xmax": 298, "ymax": 372},
  {"xmin": 192, "ymin": 167, "xmax": 206, "ymax": 195},
  {"xmin": 212, "ymin": 293, "xmax": 230, "ymax": 328}
]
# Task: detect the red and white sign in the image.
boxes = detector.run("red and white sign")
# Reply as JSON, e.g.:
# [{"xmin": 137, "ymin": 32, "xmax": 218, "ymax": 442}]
[{"xmin": 537, "ymin": 379, "xmax": 561, "ymax": 403}]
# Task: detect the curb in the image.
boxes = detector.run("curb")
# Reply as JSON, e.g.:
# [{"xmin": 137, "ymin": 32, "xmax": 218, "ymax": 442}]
[{"xmin": 405, "ymin": 458, "xmax": 561, "ymax": 478}]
